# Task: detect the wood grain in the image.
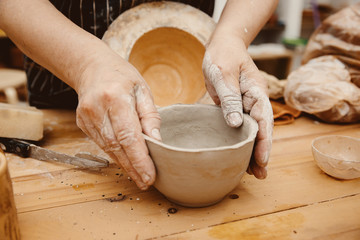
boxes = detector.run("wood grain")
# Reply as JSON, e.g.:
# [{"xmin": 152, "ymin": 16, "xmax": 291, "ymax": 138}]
[
  {"xmin": 163, "ymin": 195, "xmax": 360, "ymax": 240},
  {"xmin": 0, "ymin": 150, "xmax": 21, "ymax": 240},
  {"xmin": 6, "ymin": 110, "xmax": 360, "ymax": 240}
]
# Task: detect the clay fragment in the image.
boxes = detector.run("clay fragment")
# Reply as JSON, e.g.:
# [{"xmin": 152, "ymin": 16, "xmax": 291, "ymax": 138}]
[{"xmin": 0, "ymin": 103, "xmax": 43, "ymax": 141}]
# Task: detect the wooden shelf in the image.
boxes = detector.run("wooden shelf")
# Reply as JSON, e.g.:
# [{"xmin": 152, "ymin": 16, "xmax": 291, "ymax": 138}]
[{"xmin": 250, "ymin": 49, "xmax": 294, "ymax": 79}]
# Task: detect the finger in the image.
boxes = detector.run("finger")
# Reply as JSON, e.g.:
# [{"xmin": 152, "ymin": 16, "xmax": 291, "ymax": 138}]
[
  {"xmin": 202, "ymin": 52, "xmax": 220, "ymax": 105},
  {"xmin": 249, "ymin": 160, "xmax": 267, "ymax": 179},
  {"xmin": 109, "ymin": 95, "xmax": 156, "ymax": 186},
  {"xmin": 247, "ymin": 95, "xmax": 273, "ymax": 168},
  {"xmin": 134, "ymin": 84, "xmax": 162, "ymax": 141},
  {"xmin": 240, "ymin": 76, "xmax": 273, "ymax": 169},
  {"xmin": 246, "ymin": 165, "xmax": 253, "ymax": 175},
  {"xmin": 204, "ymin": 77, "xmax": 220, "ymax": 105},
  {"xmin": 79, "ymin": 107, "xmax": 148, "ymax": 189},
  {"xmin": 107, "ymin": 149, "xmax": 148, "ymax": 190},
  {"xmin": 76, "ymin": 109, "xmax": 106, "ymax": 149},
  {"xmin": 202, "ymin": 51, "xmax": 243, "ymax": 127},
  {"xmin": 102, "ymin": 108, "xmax": 150, "ymax": 189}
]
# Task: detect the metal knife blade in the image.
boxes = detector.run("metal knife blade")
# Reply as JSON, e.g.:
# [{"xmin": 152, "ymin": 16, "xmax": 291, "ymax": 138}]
[
  {"xmin": 0, "ymin": 137, "xmax": 109, "ymax": 169},
  {"xmin": 29, "ymin": 145, "xmax": 108, "ymax": 168}
]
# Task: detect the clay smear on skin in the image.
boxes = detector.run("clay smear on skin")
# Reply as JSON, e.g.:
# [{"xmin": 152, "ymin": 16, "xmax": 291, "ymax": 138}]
[
  {"xmin": 202, "ymin": 52, "xmax": 243, "ymax": 126},
  {"xmin": 100, "ymin": 94, "xmax": 136, "ymax": 149},
  {"xmin": 204, "ymin": 51, "xmax": 272, "ymax": 164},
  {"xmin": 134, "ymin": 84, "xmax": 162, "ymax": 141},
  {"xmin": 134, "ymin": 84, "xmax": 147, "ymax": 105},
  {"xmin": 240, "ymin": 75, "xmax": 273, "ymax": 163}
]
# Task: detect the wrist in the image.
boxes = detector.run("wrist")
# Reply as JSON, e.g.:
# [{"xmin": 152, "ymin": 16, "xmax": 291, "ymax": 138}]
[
  {"xmin": 214, "ymin": 0, "xmax": 278, "ymax": 48},
  {"xmin": 73, "ymin": 42, "xmax": 120, "ymax": 94},
  {"xmin": 208, "ymin": 26, "xmax": 247, "ymax": 50}
]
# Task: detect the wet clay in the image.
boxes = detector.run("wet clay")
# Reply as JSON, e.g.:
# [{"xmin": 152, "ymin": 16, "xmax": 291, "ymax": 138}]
[
  {"xmin": 129, "ymin": 27, "xmax": 206, "ymax": 106},
  {"xmin": 0, "ymin": 150, "xmax": 21, "ymax": 240},
  {"xmin": 144, "ymin": 104, "xmax": 258, "ymax": 207}
]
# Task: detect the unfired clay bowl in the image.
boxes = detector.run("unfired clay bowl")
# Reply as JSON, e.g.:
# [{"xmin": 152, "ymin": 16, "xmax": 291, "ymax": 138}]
[
  {"xmin": 312, "ymin": 135, "xmax": 360, "ymax": 179},
  {"xmin": 102, "ymin": 2, "xmax": 216, "ymax": 106},
  {"xmin": 144, "ymin": 104, "xmax": 258, "ymax": 207}
]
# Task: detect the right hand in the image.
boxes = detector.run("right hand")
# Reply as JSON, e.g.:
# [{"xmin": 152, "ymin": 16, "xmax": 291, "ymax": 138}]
[
  {"xmin": 202, "ymin": 35, "xmax": 273, "ymax": 179},
  {"xmin": 75, "ymin": 51, "xmax": 161, "ymax": 190}
]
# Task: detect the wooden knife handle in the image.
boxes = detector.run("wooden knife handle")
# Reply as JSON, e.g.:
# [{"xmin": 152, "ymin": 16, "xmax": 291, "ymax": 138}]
[{"xmin": 0, "ymin": 137, "xmax": 31, "ymax": 158}]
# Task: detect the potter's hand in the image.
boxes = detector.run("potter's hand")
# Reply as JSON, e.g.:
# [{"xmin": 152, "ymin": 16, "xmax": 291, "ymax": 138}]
[
  {"xmin": 75, "ymin": 53, "xmax": 161, "ymax": 190},
  {"xmin": 0, "ymin": 0, "xmax": 161, "ymax": 189},
  {"xmin": 202, "ymin": 36, "xmax": 273, "ymax": 179}
]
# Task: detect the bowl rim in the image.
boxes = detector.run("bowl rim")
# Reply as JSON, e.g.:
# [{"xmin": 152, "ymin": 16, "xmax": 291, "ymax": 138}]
[
  {"xmin": 143, "ymin": 104, "xmax": 259, "ymax": 153},
  {"xmin": 102, "ymin": 1, "xmax": 216, "ymax": 60},
  {"xmin": 311, "ymin": 135, "xmax": 360, "ymax": 164}
]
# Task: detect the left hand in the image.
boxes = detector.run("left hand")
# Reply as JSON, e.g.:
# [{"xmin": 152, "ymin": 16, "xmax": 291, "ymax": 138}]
[
  {"xmin": 75, "ymin": 51, "xmax": 161, "ymax": 190},
  {"xmin": 202, "ymin": 34, "xmax": 273, "ymax": 179}
]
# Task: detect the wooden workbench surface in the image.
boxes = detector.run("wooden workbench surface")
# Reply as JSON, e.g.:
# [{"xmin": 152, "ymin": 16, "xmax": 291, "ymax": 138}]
[{"xmin": 6, "ymin": 109, "xmax": 360, "ymax": 240}]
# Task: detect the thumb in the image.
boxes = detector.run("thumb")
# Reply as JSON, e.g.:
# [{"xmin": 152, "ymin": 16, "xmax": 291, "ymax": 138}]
[{"xmin": 202, "ymin": 52, "xmax": 243, "ymax": 127}]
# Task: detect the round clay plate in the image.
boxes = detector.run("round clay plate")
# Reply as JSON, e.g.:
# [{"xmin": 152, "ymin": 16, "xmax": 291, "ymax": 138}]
[{"xmin": 102, "ymin": 2, "xmax": 216, "ymax": 106}]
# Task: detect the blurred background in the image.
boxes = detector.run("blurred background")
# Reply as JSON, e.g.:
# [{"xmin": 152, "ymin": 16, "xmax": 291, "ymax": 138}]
[{"xmin": 0, "ymin": 0, "xmax": 359, "ymax": 103}]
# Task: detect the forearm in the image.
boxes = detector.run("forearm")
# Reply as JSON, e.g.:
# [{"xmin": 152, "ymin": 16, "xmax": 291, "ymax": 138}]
[
  {"xmin": 213, "ymin": 0, "xmax": 278, "ymax": 47},
  {"xmin": 0, "ymin": 0, "xmax": 112, "ymax": 91}
]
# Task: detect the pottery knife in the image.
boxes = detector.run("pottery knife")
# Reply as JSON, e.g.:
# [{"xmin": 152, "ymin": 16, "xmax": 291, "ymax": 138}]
[{"xmin": 0, "ymin": 137, "xmax": 109, "ymax": 169}]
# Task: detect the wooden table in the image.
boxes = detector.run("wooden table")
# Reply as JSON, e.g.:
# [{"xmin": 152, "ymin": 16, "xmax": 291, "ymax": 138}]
[
  {"xmin": 0, "ymin": 29, "xmax": 6, "ymax": 38},
  {"xmin": 7, "ymin": 109, "xmax": 360, "ymax": 240}
]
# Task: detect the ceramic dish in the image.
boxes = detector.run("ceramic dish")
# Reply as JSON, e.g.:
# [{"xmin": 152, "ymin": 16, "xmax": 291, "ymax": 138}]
[{"xmin": 312, "ymin": 135, "xmax": 360, "ymax": 179}]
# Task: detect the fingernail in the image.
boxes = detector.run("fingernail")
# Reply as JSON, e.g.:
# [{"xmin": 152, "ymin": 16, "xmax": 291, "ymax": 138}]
[
  {"xmin": 259, "ymin": 152, "xmax": 269, "ymax": 167},
  {"xmin": 136, "ymin": 177, "xmax": 149, "ymax": 190},
  {"xmin": 142, "ymin": 173, "xmax": 152, "ymax": 185},
  {"xmin": 227, "ymin": 112, "xmax": 243, "ymax": 127},
  {"xmin": 151, "ymin": 128, "xmax": 162, "ymax": 141},
  {"xmin": 139, "ymin": 182, "xmax": 149, "ymax": 191}
]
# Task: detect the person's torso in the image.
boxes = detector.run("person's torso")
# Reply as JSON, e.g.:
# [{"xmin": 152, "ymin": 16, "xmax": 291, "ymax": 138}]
[{"xmin": 25, "ymin": 0, "xmax": 214, "ymax": 109}]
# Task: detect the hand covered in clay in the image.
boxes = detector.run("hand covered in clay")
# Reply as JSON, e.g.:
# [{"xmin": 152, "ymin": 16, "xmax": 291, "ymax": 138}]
[
  {"xmin": 75, "ymin": 52, "xmax": 161, "ymax": 190},
  {"xmin": 202, "ymin": 35, "xmax": 273, "ymax": 179}
]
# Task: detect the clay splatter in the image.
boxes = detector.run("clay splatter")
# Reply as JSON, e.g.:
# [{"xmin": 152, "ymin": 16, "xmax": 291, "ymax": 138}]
[
  {"xmin": 168, "ymin": 208, "xmax": 178, "ymax": 214},
  {"xmin": 72, "ymin": 183, "xmax": 95, "ymax": 191}
]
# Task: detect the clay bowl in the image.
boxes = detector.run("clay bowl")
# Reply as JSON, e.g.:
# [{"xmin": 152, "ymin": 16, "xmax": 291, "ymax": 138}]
[
  {"xmin": 144, "ymin": 104, "xmax": 258, "ymax": 207},
  {"xmin": 312, "ymin": 135, "xmax": 360, "ymax": 179},
  {"xmin": 102, "ymin": 2, "xmax": 216, "ymax": 106}
]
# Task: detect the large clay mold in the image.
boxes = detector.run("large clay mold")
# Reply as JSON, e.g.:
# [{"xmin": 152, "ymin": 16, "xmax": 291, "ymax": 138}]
[
  {"xmin": 144, "ymin": 104, "xmax": 258, "ymax": 207},
  {"xmin": 102, "ymin": 2, "xmax": 216, "ymax": 106}
]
